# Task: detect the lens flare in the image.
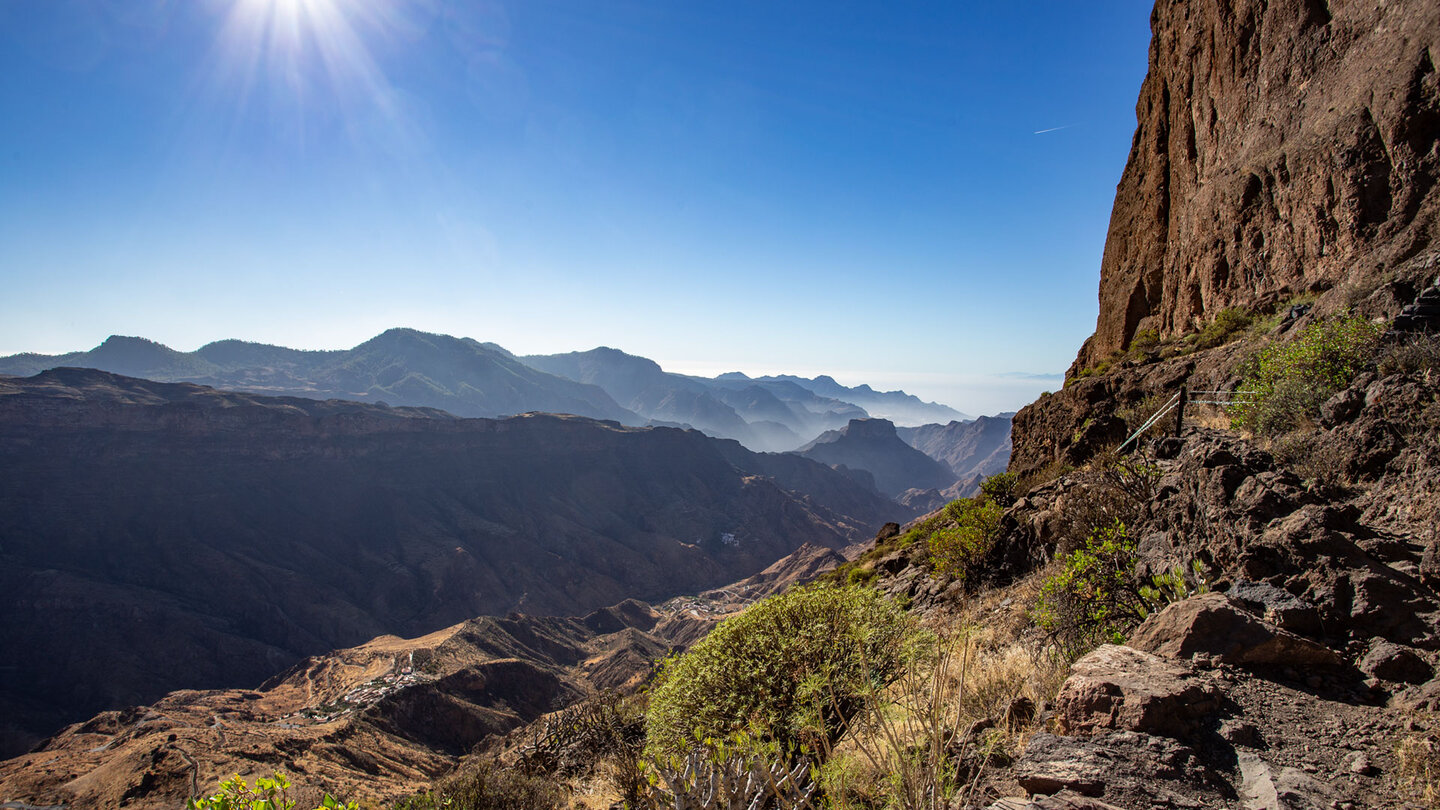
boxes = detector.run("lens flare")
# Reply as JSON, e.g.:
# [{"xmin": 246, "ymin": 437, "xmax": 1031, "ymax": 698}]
[{"xmin": 202, "ymin": 0, "xmax": 429, "ymax": 150}]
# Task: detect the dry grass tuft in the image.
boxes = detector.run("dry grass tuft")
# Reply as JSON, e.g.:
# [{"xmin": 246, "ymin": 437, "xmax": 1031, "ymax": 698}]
[{"xmin": 1397, "ymin": 730, "xmax": 1440, "ymax": 806}]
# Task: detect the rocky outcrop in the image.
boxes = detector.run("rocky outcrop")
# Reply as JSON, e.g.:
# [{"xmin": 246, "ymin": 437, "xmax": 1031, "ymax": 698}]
[
  {"xmin": 1076, "ymin": 0, "xmax": 1440, "ymax": 369},
  {"xmin": 1127, "ymin": 593, "xmax": 1343, "ymax": 669},
  {"xmin": 797, "ymin": 418, "xmax": 958, "ymax": 498},
  {"xmin": 0, "ymin": 369, "xmax": 903, "ymax": 756}
]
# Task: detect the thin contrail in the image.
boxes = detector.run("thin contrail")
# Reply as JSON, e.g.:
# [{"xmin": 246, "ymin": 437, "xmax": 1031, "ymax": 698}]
[{"xmin": 1033, "ymin": 125, "xmax": 1073, "ymax": 135}]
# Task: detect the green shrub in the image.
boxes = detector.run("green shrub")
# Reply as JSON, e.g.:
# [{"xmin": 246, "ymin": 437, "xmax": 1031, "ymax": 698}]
[
  {"xmin": 928, "ymin": 499, "xmax": 1003, "ymax": 581},
  {"xmin": 1033, "ymin": 520, "xmax": 1144, "ymax": 656},
  {"xmin": 1033, "ymin": 520, "xmax": 1206, "ymax": 660},
  {"xmin": 1194, "ymin": 307, "xmax": 1254, "ymax": 350},
  {"xmin": 1230, "ymin": 315, "xmax": 1385, "ymax": 435},
  {"xmin": 979, "ymin": 472, "xmax": 1019, "ymax": 506},
  {"xmin": 187, "ymin": 773, "xmax": 356, "ymax": 810},
  {"xmin": 1126, "ymin": 328, "xmax": 1160, "ymax": 358},
  {"xmin": 846, "ymin": 565, "xmax": 878, "ymax": 586},
  {"xmin": 644, "ymin": 584, "xmax": 912, "ymax": 757}
]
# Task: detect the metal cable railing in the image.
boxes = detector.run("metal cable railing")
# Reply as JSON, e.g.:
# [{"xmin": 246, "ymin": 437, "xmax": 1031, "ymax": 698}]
[
  {"xmin": 1187, "ymin": 390, "xmax": 1259, "ymax": 406},
  {"xmin": 1116, "ymin": 390, "xmax": 1181, "ymax": 453},
  {"xmin": 1116, "ymin": 385, "xmax": 1254, "ymax": 453}
]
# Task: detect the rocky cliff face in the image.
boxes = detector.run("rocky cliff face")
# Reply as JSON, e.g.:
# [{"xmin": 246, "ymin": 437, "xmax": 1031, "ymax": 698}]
[
  {"xmin": 1077, "ymin": 0, "xmax": 1440, "ymax": 370},
  {"xmin": 0, "ymin": 369, "xmax": 902, "ymax": 757}
]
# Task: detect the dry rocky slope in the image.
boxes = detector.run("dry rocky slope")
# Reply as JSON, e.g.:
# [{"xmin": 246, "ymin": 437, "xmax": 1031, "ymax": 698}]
[
  {"xmin": 0, "ymin": 599, "xmax": 708, "ymax": 809},
  {"xmin": 883, "ymin": 381, "xmax": 1440, "ymax": 808},
  {"xmin": 1074, "ymin": 0, "xmax": 1439, "ymax": 371},
  {"xmin": 954, "ymin": 0, "xmax": 1440, "ymax": 806},
  {"xmin": 0, "ymin": 368, "xmax": 905, "ymax": 759}
]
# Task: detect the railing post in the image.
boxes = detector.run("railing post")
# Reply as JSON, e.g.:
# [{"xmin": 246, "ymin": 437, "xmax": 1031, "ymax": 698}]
[{"xmin": 1174, "ymin": 385, "xmax": 1188, "ymax": 437}]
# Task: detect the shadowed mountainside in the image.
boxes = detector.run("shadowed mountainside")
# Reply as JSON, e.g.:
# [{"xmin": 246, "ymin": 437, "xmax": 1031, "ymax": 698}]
[
  {"xmin": 896, "ymin": 414, "xmax": 1013, "ymax": 483},
  {"xmin": 0, "ymin": 368, "xmax": 905, "ymax": 757}
]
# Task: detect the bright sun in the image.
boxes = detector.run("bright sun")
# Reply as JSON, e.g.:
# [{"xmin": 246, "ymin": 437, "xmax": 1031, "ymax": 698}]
[{"xmin": 214, "ymin": 0, "xmax": 390, "ymax": 104}]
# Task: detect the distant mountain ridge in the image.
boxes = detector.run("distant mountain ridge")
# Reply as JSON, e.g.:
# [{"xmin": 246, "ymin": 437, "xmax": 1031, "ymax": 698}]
[
  {"xmin": 0, "ymin": 329, "xmax": 640, "ymax": 424},
  {"xmin": 0, "ymin": 331, "xmax": 984, "ymax": 453},
  {"xmin": 744, "ymin": 373, "xmax": 970, "ymax": 425},
  {"xmin": 521, "ymin": 347, "xmax": 872, "ymax": 451}
]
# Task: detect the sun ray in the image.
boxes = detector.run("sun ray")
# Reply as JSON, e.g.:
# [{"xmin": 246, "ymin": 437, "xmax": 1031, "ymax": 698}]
[{"xmin": 199, "ymin": 0, "xmax": 423, "ymax": 154}]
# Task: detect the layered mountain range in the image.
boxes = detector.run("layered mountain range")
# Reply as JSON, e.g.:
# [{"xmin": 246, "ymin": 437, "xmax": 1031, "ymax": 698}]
[
  {"xmin": 0, "ymin": 333, "xmax": 972, "ymax": 455},
  {"xmin": 0, "ymin": 329, "xmax": 639, "ymax": 425},
  {"xmin": 0, "ymin": 368, "xmax": 906, "ymax": 757}
]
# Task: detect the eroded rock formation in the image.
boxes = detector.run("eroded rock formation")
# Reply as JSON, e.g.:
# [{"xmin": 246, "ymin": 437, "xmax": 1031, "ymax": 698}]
[{"xmin": 1077, "ymin": 0, "xmax": 1440, "ymax": 370}]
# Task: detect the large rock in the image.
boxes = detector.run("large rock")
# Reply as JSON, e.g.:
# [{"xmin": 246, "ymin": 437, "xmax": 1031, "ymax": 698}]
[
  {"xmin": 1128, "ymin": 592, "xmax": 1343, "ymax": 669},
  {"xmin": 1053, "ymin": 644, "xmax": 1223, "ymax": 739},
  {"xmin": 1014, "ymin": 730, "xmax": 1211, "ymax": 802},
  {"xmin": 1358, "ymin": 639, "xmax": 1434, "ymax": 684},
  {"xmin": 1074, "ymin": 0, "xmax": 1440, "ymax": 369}
]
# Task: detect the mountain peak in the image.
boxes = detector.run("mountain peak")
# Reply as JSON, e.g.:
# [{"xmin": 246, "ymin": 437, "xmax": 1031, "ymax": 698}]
[{"xmin": 842, "ymin": 417, "xmax": 898, "ymax": 440}]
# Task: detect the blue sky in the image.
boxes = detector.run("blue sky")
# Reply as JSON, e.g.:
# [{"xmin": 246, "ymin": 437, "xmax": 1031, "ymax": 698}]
[{"xmin": 0, "ymin": 0, "xmax": 1153, "ymax": 415}]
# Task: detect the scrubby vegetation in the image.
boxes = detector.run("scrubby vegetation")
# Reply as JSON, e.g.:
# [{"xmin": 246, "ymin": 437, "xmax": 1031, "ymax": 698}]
[
  {"xmin": 1230, "ymin": 315, "xmax": 1385, "ymax": 435},
  {"xmin": 1192, "ymin": 307, "xmax": 1254, "ymax": 350},
  {"xmin": 516, "ymin": 691, "xmax": 646, "ymax": 806},
  {"xmin": 1378, "ymin": 332, "xmax": 1440, "ymax": 376},
  {"xmin": 188, "ymin": 773, "xmax": 357, "ymax": 810},
  {"xmin": 1032, "ymin": 519, "xmax": 1207, "ymax": 659},
  {"xmin": 927, "ymin": 498, "xmax": 1003, "ymax": 582},
  {"xmin": 644, "ymin": 584, "xmax": 912, "ymax": 758},
  {"xmin": 393, "ymin": 762, "xmax": 565, "ymax": 810},
  {"xmin": 978, "ymin": 472, "xmax": 1019, "ymax": 506},
  {"xmin": 1397, "ymin": 727, "xmax": 1440, "ymax": 805}
]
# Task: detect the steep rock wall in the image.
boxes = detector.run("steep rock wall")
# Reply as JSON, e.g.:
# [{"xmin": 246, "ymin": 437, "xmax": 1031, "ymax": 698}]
[{"xmin": 1076, "ymin": 0, "xmax": 1440, "ymax": 371}]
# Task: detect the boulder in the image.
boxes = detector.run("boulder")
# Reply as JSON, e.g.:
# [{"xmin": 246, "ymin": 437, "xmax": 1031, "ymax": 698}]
[
  {"xmin": 1359, "ymin": 640, "xmax": 1433, "ymax": 684},
  {"xmin": 987, "ymin": 790, "xmax": 1128, "ymax": 810},
  {"xmin": 1226, "ymin": 580, "xmax": 1323, "ymax": 637},
  {"xmin": 1015, "ymin": 730, "xmax": 1208, "ymax": 800},
  {"xmin": 1128, "ymin": 593, "xmax": 1343, "ymax": 669},
  {"xmin": 1053, "ymin": 645, "xmax": 1223, "ymax": 739}
]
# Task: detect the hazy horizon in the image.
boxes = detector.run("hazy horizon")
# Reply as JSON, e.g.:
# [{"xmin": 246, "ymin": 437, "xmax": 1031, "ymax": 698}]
[{"xmin": 0, "ymin": 328, "xmax": 1058, "ymax": 416}]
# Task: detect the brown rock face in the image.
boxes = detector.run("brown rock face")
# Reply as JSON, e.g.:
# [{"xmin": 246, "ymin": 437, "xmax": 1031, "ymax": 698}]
[
  {"xmin": 1127, "ymin": 592, "xmax": 1343, "ymax": 668},
  {"xmin": 1052, "ymin": 645, "xmax": 1223, "ymax": 739},
  {"xmin": 1077, "ymin": 0, "xmax": 1440, "ymax": 370}
]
